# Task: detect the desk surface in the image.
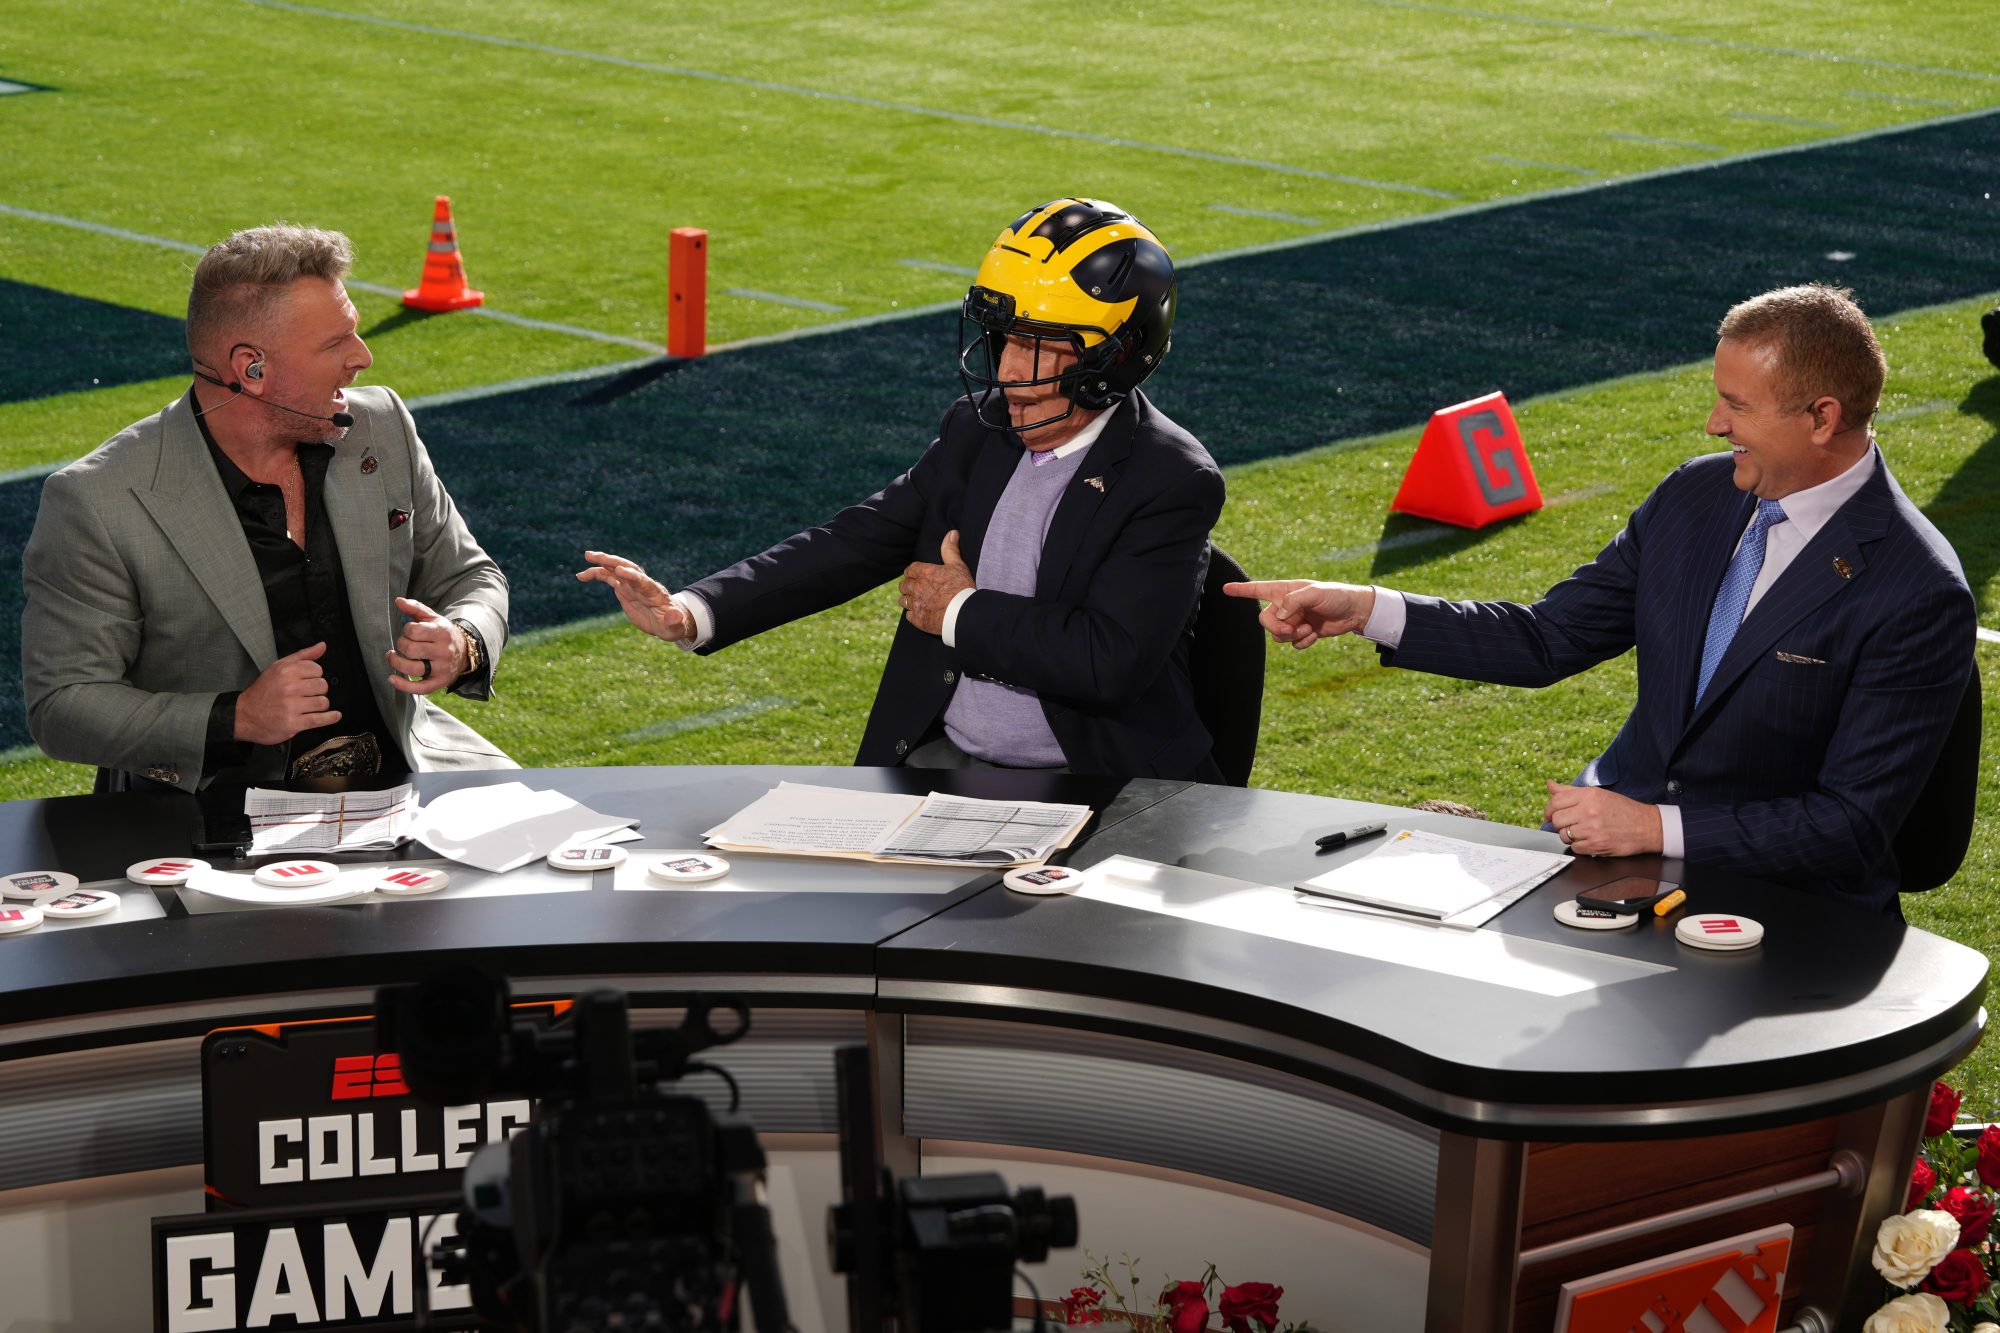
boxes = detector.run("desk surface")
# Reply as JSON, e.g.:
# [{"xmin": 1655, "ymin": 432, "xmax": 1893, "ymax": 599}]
[{"xmin": 0, "ymin": 766, "xmax": 1984, "ymax": 1137}]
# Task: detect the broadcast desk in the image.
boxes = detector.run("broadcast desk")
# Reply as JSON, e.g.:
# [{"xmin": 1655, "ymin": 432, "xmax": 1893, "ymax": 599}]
[{"xmin": 0, "ymin": 766, "xmax": 1985, "ymax": 1333}]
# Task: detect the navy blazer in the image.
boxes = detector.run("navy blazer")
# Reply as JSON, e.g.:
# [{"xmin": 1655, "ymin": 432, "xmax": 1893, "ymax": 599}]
[
  {"xmin": 1383, "ymin": 450, "xmax": 1973, "ymax": 910},
  {"xmin": 687, "ymin": 391, "xmax": 1227, "ymax": 780}
]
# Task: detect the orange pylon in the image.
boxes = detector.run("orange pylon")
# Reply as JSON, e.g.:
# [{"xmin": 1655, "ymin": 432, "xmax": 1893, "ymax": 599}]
[{"xmin": 401, "ymin": 195, "xmax": 484, "ymax": 312}]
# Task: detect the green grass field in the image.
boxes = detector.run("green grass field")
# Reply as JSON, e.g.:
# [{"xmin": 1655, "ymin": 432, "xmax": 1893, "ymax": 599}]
[{"xmin": 3, "ymin": 2, "xmax": 1998, "ymax": 1107}]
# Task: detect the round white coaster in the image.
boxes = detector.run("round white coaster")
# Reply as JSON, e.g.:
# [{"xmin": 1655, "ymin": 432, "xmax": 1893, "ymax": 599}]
[
  {"xmin": 648, "ymin": 852, "xmax": 730, "ymax": 884},
  {"xmin": 1676, "ymin": 913, "xmax": 1765, "ymax": 951},
  {"xmin": 372, "ymin": 867, "xmax": 450, "ymax": 896},
  {"xmin": 548, "ymin": 843, "xmax": 628, "ymax": 872},
  {"xmin": 128, "ymin": 857, "xmax": 210, "ymax": 886},
  {"xmin": 0, "ymin": 904, "xmax": 44, "ymax": 935},
  {"xmin": 2, "ymin": 869, "xmax": 79, "ymax": 901},
  {"xmin": 1003, "ymin": 865, "xmax": 1088, "ymax": 895},
  {"xmin": 254, "ymin": 860, "xmax": 339, "ymax": 888},
  {"xmin": 1554, "ymin": 899, "xmax": 1640, "ymax": 930},
  {"xmin": 39, "ymin": 888, "xmax": 121, "ymax": 919}
]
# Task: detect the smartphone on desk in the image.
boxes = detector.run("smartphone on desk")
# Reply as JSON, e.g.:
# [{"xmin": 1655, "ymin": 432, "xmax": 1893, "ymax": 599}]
[{"xmin": 1575, "ymin": 876, "xmax": 1681, "ymax": 913}]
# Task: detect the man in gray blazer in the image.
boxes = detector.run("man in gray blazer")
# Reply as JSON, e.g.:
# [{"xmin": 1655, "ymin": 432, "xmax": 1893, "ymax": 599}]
[{"xmin": 22, "ymin": 223, "xmax": 512, "ymax": 791}]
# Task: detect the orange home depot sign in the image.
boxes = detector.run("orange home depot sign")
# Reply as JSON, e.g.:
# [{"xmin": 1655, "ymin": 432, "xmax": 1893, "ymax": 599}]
[{"xmin": 1390, "ymin": 390, "xmax": 1543, "ymax": 528}]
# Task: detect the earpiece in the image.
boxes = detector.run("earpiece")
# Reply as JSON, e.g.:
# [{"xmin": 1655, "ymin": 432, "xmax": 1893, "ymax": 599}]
[{"xmin": 243, "ymin": 361, "xmax": 265, "ymax": 381}]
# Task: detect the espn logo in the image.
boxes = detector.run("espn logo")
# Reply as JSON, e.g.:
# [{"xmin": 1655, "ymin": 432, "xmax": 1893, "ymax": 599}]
[
  {"xmin": 330, "ymin": 1054, "xmax": 409, "ymax": 1101},
  {"xmin": 382, "ymin": 871, "xmax": 436, "ymax": 889},
  {"xmin": 267, "ymin": 864, "xmax": 320, "ymax": 878},
  {"xmin": 1700, "ymin": 919, "xmax": 1744, "ymax": 935},
  {"xmin": 140, "ymin": 860, "xmax": 197, "ymax": 875}
]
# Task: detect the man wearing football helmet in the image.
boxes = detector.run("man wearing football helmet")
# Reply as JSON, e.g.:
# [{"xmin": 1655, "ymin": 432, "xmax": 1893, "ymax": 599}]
[{"xmin": 580, "ymin": 198, "xmax": 1226, "ymax": 779}]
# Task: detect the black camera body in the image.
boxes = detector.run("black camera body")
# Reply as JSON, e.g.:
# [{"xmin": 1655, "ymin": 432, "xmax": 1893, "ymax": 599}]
[
  {"xmin": 379, "ymin": 970, "xmax": 786, "ymax": 1333},
  {"xmin": 379, "ymin": 969, "xmax": 1077, "ymax": 1333}
]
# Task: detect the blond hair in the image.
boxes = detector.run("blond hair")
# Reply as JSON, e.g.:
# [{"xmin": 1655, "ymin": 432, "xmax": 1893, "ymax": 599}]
[
  {"xmin": 1717, "ymin": 283, "xmax": 1885, "ymax": 429},
  {"xmin": 186, "ymin": 223, "xmax": 353, "ymax": 362}
]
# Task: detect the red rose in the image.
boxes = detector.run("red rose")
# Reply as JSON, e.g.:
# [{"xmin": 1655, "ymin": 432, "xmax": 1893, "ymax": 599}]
[
  {"xmin": 1941, "ymin": 1185, "xmax": 1997, "ymax": 1246},
  {"xmin": 1161, "ymin": 1280, "xmax": 1210, "ymax": 1333},
  {"xmin": 1218, "ymin": 1281, "xmax": 1284, "ymax": 1333},
  {"xmin": 1909, "ymin": 1157, "xmax": 1938, "ymax": 1210},
  {"xmin": 1919, "ymin": 1246, "xmax": 1989, "ymax": 1305},
  {"xmin": 1926, "ymin": 1082, "xmax": 1963, "ymax": 1137},
  {"xmin": 1980, "ymin": 1124, "xmax": 2000, "ymax": 1190},
  {"xmin": 1061, "ymin": 1286, "xmax": 1106, "ymax": 1326}
]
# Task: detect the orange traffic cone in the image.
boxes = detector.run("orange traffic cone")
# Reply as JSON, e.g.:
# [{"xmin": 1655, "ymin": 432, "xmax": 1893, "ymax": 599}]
[{"xmin": 401, "ymin": 196, "xmax": 484, "ymax": 312}]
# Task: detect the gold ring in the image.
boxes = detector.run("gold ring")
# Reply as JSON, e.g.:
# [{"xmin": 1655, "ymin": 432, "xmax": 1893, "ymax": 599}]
[{"xmin": 1560, "ymin": 826, "xmax": 1573, "ymax": 844}]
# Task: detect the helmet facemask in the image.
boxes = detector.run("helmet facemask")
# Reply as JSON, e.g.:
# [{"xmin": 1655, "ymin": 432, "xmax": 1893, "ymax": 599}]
[{"xmin": 957, "ymin": 287, "xmax": 1126, "ymax": 437}]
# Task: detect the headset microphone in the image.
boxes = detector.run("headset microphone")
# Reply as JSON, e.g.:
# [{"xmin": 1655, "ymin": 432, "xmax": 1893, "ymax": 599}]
[{"xmin": 192, "ymin": 366, "xmax": 356, "ymax": 429}]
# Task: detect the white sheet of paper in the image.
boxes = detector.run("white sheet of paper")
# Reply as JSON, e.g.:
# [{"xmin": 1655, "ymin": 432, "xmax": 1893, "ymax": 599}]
[
  {"xmin": 1296, "ymin": 828, "xmax": 1570, "ymax": 919},
  {"xmin": 412, "ymin": 782, "xmax": 638, "ymax": 873},
  {"xmin": 177, "ymin": 859, "xmax": 594, "ymax": 913},
  {"xmin": 1084, "ymin": 855, "xmax": 1668, "ymax": 996},
  {"xmin": 704, "ymin": 783, "xmax": 924, "ymax": 852}
]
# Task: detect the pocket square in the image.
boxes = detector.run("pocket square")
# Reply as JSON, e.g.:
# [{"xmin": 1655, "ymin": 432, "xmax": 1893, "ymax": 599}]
[
  {"xmin": 1774, "ymin": 650, "xmax": 1826, "ymax": 665},
  {"xmin": 388, "ymin": 509, "xmax": 410, "ymax": 530}
]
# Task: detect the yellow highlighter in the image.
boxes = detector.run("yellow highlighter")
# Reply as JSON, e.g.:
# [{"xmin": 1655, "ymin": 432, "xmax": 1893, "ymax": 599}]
[{"xmin": 1652, "ymin": 888, "xmax": 1688, "ymax": 916}]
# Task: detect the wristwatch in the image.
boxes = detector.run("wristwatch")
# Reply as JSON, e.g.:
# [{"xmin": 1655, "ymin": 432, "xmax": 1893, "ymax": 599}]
[{"xmin": 451, "ymin": 619, "xmax": 485, "ymax": 678}]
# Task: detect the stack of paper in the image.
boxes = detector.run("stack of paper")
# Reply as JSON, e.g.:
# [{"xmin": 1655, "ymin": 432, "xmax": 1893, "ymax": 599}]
[
  {"xmin": 705, "ymin": 783, "xmax": 1089, "ymax": 868},
  {"xmin": 1295, "ymin": 828, "xmax": 1569, "ymax": 925},
  {"xmin": 247, "ymin": 784, "xmax": 416, "ymax": 855}
]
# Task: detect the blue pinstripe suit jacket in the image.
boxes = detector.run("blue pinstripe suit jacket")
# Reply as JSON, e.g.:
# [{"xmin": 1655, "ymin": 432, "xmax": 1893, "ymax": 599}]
[{"xmin": 1383, "ymin": 449, "xmax": 1973, "ymax": 910}]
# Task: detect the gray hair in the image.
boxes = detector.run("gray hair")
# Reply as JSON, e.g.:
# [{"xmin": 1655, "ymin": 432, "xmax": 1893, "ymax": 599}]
[{"xmin": 186, "ymin": 223, "xmax": 353, "ymax": 363}]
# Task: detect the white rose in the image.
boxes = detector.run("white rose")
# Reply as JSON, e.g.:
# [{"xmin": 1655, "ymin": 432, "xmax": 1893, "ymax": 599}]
[
  {"xmin": 1863, "ymin": 1293, "xmax": 1950, "ymax": 1333},
  {"xmin": 1972, "ymin": 1323, "xmax": 2000, "ymax": 1333},
  {"xmin": 1872, "ymin": 1210, "xmax": 1960, "ymax": 1288}
]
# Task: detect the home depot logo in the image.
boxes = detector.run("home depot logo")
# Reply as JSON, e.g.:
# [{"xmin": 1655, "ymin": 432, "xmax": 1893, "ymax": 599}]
[{"xmin": 330, "ymin": 1055, "xmax": 409, "ymax": 1101}]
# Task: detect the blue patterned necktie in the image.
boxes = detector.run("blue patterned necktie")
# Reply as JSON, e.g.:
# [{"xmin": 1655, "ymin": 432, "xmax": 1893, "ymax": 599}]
[{"xmin": 1696, "ymin": 498, "xmax": 1788, "ymax": 704}]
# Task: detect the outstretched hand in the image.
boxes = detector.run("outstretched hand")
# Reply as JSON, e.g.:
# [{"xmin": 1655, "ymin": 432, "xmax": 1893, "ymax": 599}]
[
  {"xmin": 899, "ymin": 530, "xmax": 975, "ymax": 636},
  {"xmin": 1222, "ymin": 579, "xmax": 1376, "ymax": 650},
  {"xmin": 576, "ymin": 550, "xmax": 690, "ymax": 642}
]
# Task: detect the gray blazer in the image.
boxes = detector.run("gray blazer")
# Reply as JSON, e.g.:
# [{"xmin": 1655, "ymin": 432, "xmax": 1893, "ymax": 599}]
[{"xmin": 21, "ymin": 385, "xmax": 514, "ymax": 789}]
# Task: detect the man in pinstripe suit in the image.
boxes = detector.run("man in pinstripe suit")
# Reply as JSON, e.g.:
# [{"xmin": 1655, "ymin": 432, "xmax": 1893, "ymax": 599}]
[{"xmin": 1229, "ymin": 285, "xmax": 1973, "ymax": 912}]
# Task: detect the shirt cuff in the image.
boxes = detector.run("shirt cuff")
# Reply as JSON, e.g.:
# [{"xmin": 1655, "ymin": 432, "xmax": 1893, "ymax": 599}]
[
  {"xmin": 1657, "ymin": 803, "xmax": 1685, "ymax": 860},
  {"xmin": 1360, "ymin": 587, "xmax": 1407, "ymax": 648},
  {"xmin": 204, "ymin": 692, "xmax": 252, "ymax": 773},
  {"xmin": 448, "ymin": 622, "xmax": 494, "ymax": 700},
  {"xmin": 941, "ymin": 587, "xmax": 979, "ymax": 648},
  {"xmin": 672, "ymin": 590, "xmax": 714, "ymax": 652}
]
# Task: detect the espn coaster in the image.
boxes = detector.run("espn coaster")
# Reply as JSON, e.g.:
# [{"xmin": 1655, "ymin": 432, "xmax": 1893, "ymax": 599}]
[{"xmin": 648, "ymin": 852, "xmax": 730, "ymax": 884}]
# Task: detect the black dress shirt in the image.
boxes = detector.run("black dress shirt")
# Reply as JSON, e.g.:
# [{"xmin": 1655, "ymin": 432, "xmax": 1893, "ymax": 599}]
[{"xmin": 197, "ymin": 421, "xmax": 403, "ymax": 780}]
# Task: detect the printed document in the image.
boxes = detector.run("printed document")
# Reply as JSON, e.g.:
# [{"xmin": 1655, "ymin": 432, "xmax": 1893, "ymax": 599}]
[
  {"xmin": 705, "ymin": 782, "xmax": 1089, "ymax": 867},
  {"xmin": 247, "ymin": 783, "xmax": 416, "ymax": 854}
]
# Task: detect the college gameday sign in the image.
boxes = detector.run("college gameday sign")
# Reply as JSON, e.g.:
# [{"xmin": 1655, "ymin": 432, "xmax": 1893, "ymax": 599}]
[{"xmin": 153, "ymin": 1008, "xmax": 560, "ymax": 1330}]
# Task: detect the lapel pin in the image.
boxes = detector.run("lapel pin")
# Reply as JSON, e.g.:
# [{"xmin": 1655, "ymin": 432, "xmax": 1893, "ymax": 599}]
[
  {"xmin": 388, "ymin": 509, "xmax": 410, "ymax": 530},
  {"xmin": 1832, "ymin": 556, "xmax": 1853, "ymax": 580},
  {"xmin": 1084, "ymin": 476, "xmax": 1105, "ymax": 492},
  {"xmin": 360, "ymin": 453, "xmax": 378, "ymax": 475}
]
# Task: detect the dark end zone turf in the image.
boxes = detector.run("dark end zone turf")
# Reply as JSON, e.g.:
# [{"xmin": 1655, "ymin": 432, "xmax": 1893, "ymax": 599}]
[
  {"xmin": 0, "ymin": 279, "xmax": 186, "ymax": 407},
  {"xmin": 0, "ymin": 111, "xmax": 1995, "ymax": 751}
]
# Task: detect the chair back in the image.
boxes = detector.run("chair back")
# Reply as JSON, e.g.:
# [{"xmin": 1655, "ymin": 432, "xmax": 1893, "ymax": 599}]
[
  {"xmin": 1190, "ymin": 543, "xmax": 1265, "ymax": 787},
  {"xmin": 1894, "ymin": 668, "xmax": 1983, "ymax": 893}
]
